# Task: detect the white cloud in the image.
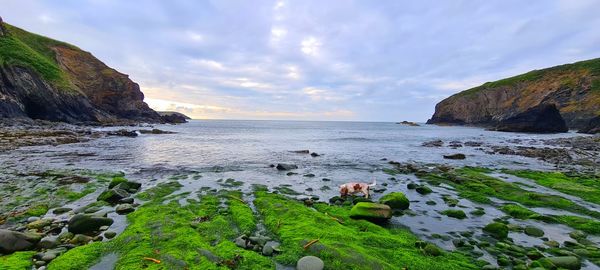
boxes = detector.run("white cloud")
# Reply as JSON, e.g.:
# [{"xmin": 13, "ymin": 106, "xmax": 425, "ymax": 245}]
[
  {"xmin": 300, "ymin": 37, "xmax": 321, "ymax": 56},
  {"xmin": 188, "ymin": 59, "xmax": 225, "ymax": 71}
]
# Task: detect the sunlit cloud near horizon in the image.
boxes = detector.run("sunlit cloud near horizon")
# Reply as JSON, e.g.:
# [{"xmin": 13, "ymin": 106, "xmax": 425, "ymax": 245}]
[{"xmin": 2, "ymin": 0, "xmax": 600, "ymax": 121}]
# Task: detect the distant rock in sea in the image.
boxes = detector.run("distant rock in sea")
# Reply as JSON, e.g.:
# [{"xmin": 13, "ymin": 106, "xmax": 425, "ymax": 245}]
[{"xmin": 157, "ymin": 111, "xmax": 191, "ymax": 123}]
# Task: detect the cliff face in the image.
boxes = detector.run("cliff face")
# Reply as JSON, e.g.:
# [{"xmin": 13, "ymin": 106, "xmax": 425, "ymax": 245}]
[
  {"xmin": 427, "ymin": 58, "xmax": 600, "ymax": 131},
  {"xmin": 0, "ymin": 20, "xmax": 162, "ymax": 123}
]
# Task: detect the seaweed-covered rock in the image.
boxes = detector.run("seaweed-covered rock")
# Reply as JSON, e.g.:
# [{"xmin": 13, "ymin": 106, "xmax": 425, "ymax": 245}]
[
  {"xmin": 483, "ymin": 222, "xmax": 508, "ymax": 239},
  {"xmin": 540, "ymin": 256, "xmax": 581, "ymax": 270},
  {"xmin": 97, "ymin": 188, "xmax": 129, "ymax": 203},
  {"xmin": 68, "ymin": 214, "xmax": 113, "ymax": 234},
  {"xmin": 415, "ymin": 185, "xmax": 433, "ymax": 195},
  {"xmin": 379, "ymin": 192, "xmax": 410, "ymax": 210},
  {"xmin": 349, "ymin": 202, "xmax": 391, "ymax": 222},
  {"xmin": 423, "ymin": 243, "xmax": 442, "ymax": 256},
  {"xmin": 441, "ymin": 209, "xmax": 467, "ymax": 219},
  {"xmin": 0, "ymin": 229, "xmax": 42, "ymax": 253},
  {"xmin": 524, "ymin": 226, "xmax": 544, "ymax": 237}
]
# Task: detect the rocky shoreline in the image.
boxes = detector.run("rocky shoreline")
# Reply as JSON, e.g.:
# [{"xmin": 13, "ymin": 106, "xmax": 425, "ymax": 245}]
[{"xmin": 1, "ymin": 154, "xmax": 599, "ymax": 269}]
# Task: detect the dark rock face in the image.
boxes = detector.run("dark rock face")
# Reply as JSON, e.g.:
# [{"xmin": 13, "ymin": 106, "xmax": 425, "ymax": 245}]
[
  {"xmin": 494, "ymin": 104, "xmax": 568, "ymax": 133},
  {"xmin": 427, "ymin": 58, "xmax": 600, "ymax": 130},
  {"xmin": 0, "ymin": 65, "xmax": 99, "ymax": 122},
  {"xmin": 578, "ymin": 116, "xmax": 600, "ymax": 134}
]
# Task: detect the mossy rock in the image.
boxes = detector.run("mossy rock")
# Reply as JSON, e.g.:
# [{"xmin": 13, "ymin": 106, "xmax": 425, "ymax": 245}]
[
  {"xmin": 349, "ymin": 202, "xmax": 391, "ymax": 222},
  {"xmin": 379, "ymin": 192, "xmax": 410, "ymax": 210},
  {"xmin": 416, "ymin": 185, "xmax": 433, "ymax": 195},
  {"xmin": 441, "ymin": 209, "xmax": 467, "ymax": 219},
  {"xmin": 108, "ymin": 176, "xmax": 128, "ymax": 189},
  {"xmin": 539, "ymin": 256, "xmax": 581, "ymax": 270},
  {"xmin": 483, "ymin": 222, "xmax": 508, "ymax": 239},
  {"xmin": 524, "ymin": 226, "xmax": 544, "ymax": 237},
  {"xmin": 423, "ymin": 243, "xmax": 442, "ymax": 256},
  {"xmin": 96, "ymin": 188, "xmax": 129, "ymax": 203}
]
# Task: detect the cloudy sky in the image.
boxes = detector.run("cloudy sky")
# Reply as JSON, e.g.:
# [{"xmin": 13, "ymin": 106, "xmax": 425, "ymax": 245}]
[{"xmin": 3, "ymin": 1, "xmax": 600, "ymax": 121}]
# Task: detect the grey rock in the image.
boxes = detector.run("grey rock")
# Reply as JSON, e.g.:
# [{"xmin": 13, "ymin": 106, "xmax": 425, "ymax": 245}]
[
  {"xmin": 68, "ymin": 214, "xmax": 113, "ymax": 234},
  {"xmin": 297, "ymin": 256, "xmax": 324, "ymax": 270},
  {"xmin": 0, "ymin": 229, "xmax": 42, "ymax": 253},
  {"xmin": 115, "ymin": 203, "xmax": 135, "ymax": 215},
  {"xmin": 276, "ymin": 163, "xmax": 298, "ymax": 171},
  {"xmin": 104, "ymin": 231, "xmax": 117, "ymax": 239}
]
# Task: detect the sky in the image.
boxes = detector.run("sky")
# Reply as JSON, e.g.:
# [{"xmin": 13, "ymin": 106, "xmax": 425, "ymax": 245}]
[{"xmin": 2, "ymin": 0, "xmax": 600, "ymax": 121}]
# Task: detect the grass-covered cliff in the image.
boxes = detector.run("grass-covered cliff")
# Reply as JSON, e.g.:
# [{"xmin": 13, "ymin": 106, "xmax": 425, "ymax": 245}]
[
  {"xmin": 0, "ymin": 18, "xmax": 161, "ymax": 123},
  {"xmin": 428, "ymin": 58, "xmax": 600, "ymax": 131}
]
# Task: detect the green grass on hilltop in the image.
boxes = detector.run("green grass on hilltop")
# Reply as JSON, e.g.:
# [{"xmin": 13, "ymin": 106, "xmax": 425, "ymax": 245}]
[
  {"xmin": 455, "ymin": 58, "xmax": 600, "ymax": 97},
  {"xmin": 0, "ymin": 23, "xmax": 76, "ymax": 90}
]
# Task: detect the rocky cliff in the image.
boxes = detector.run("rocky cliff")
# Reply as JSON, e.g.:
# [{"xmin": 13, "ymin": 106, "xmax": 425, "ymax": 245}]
[
  {"xmin": 427, "ymin": 58, "xmax": 600, "ymax": 133},
  {"xmin": 0, "ymin": 19, "xmax": 163, "ymax": 124}
]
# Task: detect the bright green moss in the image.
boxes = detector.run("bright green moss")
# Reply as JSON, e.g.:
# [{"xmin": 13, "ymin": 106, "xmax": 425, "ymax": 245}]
[
  {"xmin": 108, "ymin": 176, "xmax": 128, "ymax": 189},
  {"xmin": 504, "ymin": 170, "xmax": 600, "ymax": 205},
  {"xmin": 426, "ymin": 168, "xmax": 600, "ymax": 220},
  {"xmin": 136, "ymin": 181, "xmax": 183, "ymax": 201},
  {"xmin": 47, "ymin": 242, "xmax": 105, "ymax": 270},
  {"xmin": 50, "ymin": 194, "xmax": 272, "ymax": 270},
  {"xmin": 225, "ymin": 191, "xmax": 257, "ymax": 235},
  {"xmin": 254, "ymin": 191, "xmax": 476, "ymax": 269},
  {"xmin": 501, "ymin": 204, "xmax": 537, "ymax": 219},
  {"xmin": 0, "ymin": 251, "xmax": 35, "ymax": 270},
  {"xmin": 24, "ymin": 204, "xmax": 48, "ymax": 217},
  {"xmin": 56, "ymin": 185, "xmax": 95, "ymax": 201},
  {"xmin": 555, "ymin": 216, "xmax": 600, "ymax": 235}
]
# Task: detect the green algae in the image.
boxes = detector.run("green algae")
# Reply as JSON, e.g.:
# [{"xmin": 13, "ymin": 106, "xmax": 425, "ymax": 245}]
[
  {"xmin": 422, "ymin": 167, "xmax": 600, "ymax": 219},
  {"xmin": 501, "ymin": 204, "xmax": 537, "ymax": 219},
  {"xmin": 224, "ymin": 191, "xmax": 257, "ymax": 235},
  {"xmin": 441, "ymin": 209, "xmax": 467, "ymax": 219},
  {"xmin": 136, "ymin": 181, "xmax": 183, "ymax": 201},
  {"xmin": 0, "ymin": 251, "xmax": 34, "ymax": 270},
  {"xmin": 254, "ymin": 191, "xmax": 476, "ymax": 269},
  {"xmin": 49, "ymin": 188, "xmax": 271, "ymax": 270},
  {"xmin": 504, "ymin": 170, "xmax": 600, "ymax": 205}
]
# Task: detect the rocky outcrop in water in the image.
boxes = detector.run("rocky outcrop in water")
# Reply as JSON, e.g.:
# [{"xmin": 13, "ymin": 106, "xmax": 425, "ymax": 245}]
[
  {"xmin": 578, "ymin": 116, "xmax": 600, "ymax": 134},
  {"xmin": 0, "ymin": 20, "xmax": 169, "ymax": 124},
  {"xmin": 427, "ymin": 58, "xmax": 600, "ymax": 133}
]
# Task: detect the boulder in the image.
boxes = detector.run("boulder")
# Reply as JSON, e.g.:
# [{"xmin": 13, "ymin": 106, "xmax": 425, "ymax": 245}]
[
  {"xmin": 113, "ymin": 181, "xmax": 141, "ymax": 193},
  {"xmin": 296, "ymin": 256, "xmax": 324, "ymax": 270},
  {"xmin": 542, "ymin": 256, "xmax": 581, "ymax": 270},
  {"xmin": 524, "ymin": 226, "xmax": 544, "ymax": 237},
  {"xmin": 276, "ymin": 163, "xmax": 298, "ymax": 171},
  {"xmin": 494, "ymin": 104, "xmax": 568, "ymax": 133},
  {"xmin": 379, "ymin": 192, "xmax": 410, "ymax": 210},
  {"xmin": 68, "ymin": 214, "xmax": 114, "ymax": 234},
  {"xmin": 578, "ymin": 115, "xmax": 600, "ymax": 134},
  {"xmin": 441, "ymin": 209, "xmax": 467, "ymax": 219},
  {"xmin": 349, "ymin": 202, "xmax": 392, "ymax": 222},
  {"xmin": 115, "ymin": 204, "xmax": 135, "ymax": 214},
  {"xmin": 107, "ymin": 129, "xmax": 138, "ymax": 137},
  {"xmin": 443, "ymin": 153, "xmax": 466, "ymax": 160},
  {"xmin": 0, "ymin": 229, "xmax": 42, "ymax": 253},
  {"xmin": 97, "ymin": 188, "xmax": 129, "ymax": 203},
  {"xmin": 423, "ymin": 243, "xmax": 442, "ymax": 256},
  {"xmin": 483, "ymin": 222, "xmax": 509, "ymax": 239},
  {"xmin": 415, "ymin": 185, "xmax": 433, "ymax": 195}
]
